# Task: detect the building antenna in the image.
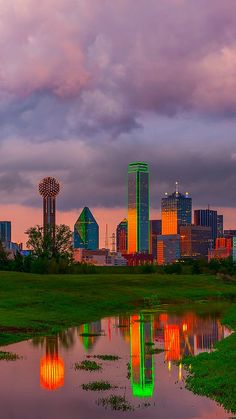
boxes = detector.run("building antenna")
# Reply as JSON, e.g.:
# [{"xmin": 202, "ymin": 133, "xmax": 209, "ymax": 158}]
[
  {"xmin": 105, "ymin": 224, "xmax": 109, "ymax": 249},
  {"xmin": 175, "ymin": 181, "xmax": 179, "ymax": 194}
]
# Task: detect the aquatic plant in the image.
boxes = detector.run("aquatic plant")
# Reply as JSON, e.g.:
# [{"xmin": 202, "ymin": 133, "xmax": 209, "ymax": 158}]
[
  {"xmin": 74, "ymin": 360, "xmax": 102, "ymax": 371},
  {"xmin": 82, "ymin": 381, "xmax": 113, "ymax": 391},
  {"xmin": 0, "ymin": 351, "xmax": 21, "ymax": 361},
  {"xmin": 96, "ymin": 395, "xmax": 134, "ymax": 411}
]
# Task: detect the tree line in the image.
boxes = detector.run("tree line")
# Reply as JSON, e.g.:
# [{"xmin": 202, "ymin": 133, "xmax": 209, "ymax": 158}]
[{"xmin": 0, "ymin": 224, "xmax": 236, "ymax": 276}]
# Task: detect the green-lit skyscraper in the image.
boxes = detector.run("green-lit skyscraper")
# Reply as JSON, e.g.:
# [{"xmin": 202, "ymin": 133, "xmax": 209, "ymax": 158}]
[
  {"xmin": 128, "ymin": 162, "xmax": 150, "ymax": 253},
  {"xmin": 74, "ymin": 207, "xmax": 99, "ymax": 250}
]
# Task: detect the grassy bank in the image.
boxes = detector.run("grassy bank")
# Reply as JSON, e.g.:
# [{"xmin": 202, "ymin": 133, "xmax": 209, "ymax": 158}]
[
  {"xmin": 0, "ymin": 271, "xmax": 236, "ymax": 413},
  {"xmin": 0, "ymin": 271, "xmax": 235, "ymax": 345},
  {"xmin": 182, "ymin": 304, "xmax": 236, "ymax": 414}
]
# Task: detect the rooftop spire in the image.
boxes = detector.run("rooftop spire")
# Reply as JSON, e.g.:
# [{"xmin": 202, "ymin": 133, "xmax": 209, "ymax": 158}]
[{"xmin": 175, "ymin": 181, "xmax": 179, "ymax": 194}]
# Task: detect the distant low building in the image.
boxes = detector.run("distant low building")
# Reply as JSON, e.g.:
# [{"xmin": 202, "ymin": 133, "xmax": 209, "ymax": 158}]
[
  {"xmin": 156, "ymin": 235, "xmax": 180, "ymax": 265},
  {"xmin": 73, "ymin": 249, "xmax": 127, "ymax": 266},
  {"xmin": 224, "ymin": 230, "xmax": 236, "ymax": 238},
  {"xmin": 123, "ymin": 253, "xmax": 153, "ymax": 266}
]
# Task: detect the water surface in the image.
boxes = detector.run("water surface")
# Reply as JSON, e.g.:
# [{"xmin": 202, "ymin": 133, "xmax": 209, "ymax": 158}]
[{"xmin": 0, "ymin": 309, "xmax": 234, "ymax": 419}]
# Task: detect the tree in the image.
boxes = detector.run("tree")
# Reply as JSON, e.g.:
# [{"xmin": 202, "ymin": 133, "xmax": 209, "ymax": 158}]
[
  {"xmin": 25, "ymin": 224, "xmax": 73, "ymax": 260},
  {"xmin": 0, "ymin": 240, "xmax": 8, "ymax": 268}
]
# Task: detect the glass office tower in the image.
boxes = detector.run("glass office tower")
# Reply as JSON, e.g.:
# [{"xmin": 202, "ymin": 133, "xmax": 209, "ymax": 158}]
[
  {"xmin": 128, "ymin": 162, "xmax": 150, "ymax": 253},
  {"xmin": 74, "ymin": 207, "xmax": 99, "ymax": 250},
  {"xmin": 162, "ymin": 186, "xmax": 192, "ymax": 235},
  {"xmin": 194, "ymin": 209, "xmax": 218, "ymax": 243},
  {"xmin": 116, "ymin": 218, "xmax": 128, "ymax": 254},
  {"xmin": 0, "ymin": 221, "xmax": 11, "ymax": 244}
]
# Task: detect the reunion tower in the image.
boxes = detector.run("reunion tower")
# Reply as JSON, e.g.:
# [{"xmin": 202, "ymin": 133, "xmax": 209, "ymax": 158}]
[{"xmin": 39, "ymin": 177, "xmax": 60, "ymax": 238}]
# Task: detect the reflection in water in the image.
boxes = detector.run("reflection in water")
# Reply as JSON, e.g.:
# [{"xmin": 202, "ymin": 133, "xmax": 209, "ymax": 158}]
[
  {"xmin": 118, "ymin": 311, "xmax": 230, "ymax": 391},
  {"xmin": 130, "ymin": 314, "xmax": 154, "ymax": 398},
  {"xmin": 33, "ymin": 311, "xmax": 230, "ymax": 398},
  {"xmin": 40, "ymin": 337, "xmax": 64, "ymax": 391},
  {"xmin": 0, "ymin": 309, "xmax": 232, "ymax": 419},
  {"xmin": 78, "ymin": 321, "xmax": 102, "ymax": 352}
]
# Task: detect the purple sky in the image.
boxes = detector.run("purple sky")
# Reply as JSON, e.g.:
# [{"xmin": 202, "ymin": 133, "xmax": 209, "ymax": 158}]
[{"xmin": 0, "ymin": 0, "xmax": 236, "ymax": 241}]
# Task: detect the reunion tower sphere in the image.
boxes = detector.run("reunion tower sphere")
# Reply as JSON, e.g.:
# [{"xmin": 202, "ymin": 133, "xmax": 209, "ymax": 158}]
[
  {"xmin": 39, "ymin": 177, "xmax": 60, "ymax": 198},
  {"xmin": 39, "ymin": 177, "xmax": 60, "ymax": 234}
]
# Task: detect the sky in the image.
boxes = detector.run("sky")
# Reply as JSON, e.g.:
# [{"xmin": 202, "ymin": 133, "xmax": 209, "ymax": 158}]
[{"xmin": 0, "ymin": 0, "xmax": 236, "ymax": 246}]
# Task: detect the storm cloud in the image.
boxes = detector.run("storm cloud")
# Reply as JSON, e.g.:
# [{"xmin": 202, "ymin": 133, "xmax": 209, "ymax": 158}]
[{"xmin": 0, "ymin": 0, "xmax": 236, "ymax": 214}]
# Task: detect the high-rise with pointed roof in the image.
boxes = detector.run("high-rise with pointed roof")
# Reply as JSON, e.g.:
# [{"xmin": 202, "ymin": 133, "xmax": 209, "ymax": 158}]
[
  {"xmin": 74, "ymin": 207, "xmax": 99, "ymax": 250},
  {"xmin": 161, "ymin": 183, "xmax": 192, "ymax": 235}
]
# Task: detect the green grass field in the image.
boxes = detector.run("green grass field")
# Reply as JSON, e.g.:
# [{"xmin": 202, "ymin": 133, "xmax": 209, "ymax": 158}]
[{"xmin": 0, "ymin": 271, "xmax": 236, "ymax": 413}]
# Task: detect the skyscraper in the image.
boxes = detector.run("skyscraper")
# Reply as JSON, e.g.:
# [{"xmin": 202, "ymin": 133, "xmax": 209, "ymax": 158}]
[
  {"xmin": 128, "ymin": 162, "xmax": 150, "ymax": 253},
  {"xmin": 38, "ymin": 177, "xmax": 60, "ymax": 240},
  {"xmin": 74, "ymin": 207, "xmax": 99, "ymax": 250},
  {"xmin": 161, "ymin": 184, "xmax": 192, "ymax": 235},
  {"xmin": 0, "ymin": 221, "xmax": 11, "ymax": 244},
  {"xmin": 194, "ymin": 209, "xmax": 217, "ymax": 243},
  {"xmin": 116, "ymin": 218, "xmax": 128, "ymax": 254}
]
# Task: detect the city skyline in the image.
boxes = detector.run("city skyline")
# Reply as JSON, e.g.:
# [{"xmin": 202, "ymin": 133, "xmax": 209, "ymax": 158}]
[{"xmin": 1, "ymin": 171, "xmax": 236, "ymax": 249}]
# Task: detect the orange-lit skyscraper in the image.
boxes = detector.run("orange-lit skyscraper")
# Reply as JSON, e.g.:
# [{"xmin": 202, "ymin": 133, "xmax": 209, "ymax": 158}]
[
  {"xmin": 161, "ymin": 184, "xmax": 192, "ymax": 235},
  {"xmin": 128, "ymin": 162, "xmax": 150, "ymax": 253}
]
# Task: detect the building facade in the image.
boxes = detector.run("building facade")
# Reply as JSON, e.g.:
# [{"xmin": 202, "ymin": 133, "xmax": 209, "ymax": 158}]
[
  {"xmin": 150, "ymin": 220, "xmax": 162, "ymax": 259},
  {"xmin": 217, "ymin": 215, "xmax": 224, "ymax": 238},
  {"xmin": 116, "ymin": 218, "xmax": 128, "ymax": 254},
  {"xmin": 208, "ymin": 238, "xmax": 232, "ymax": 261},
  {"xmin": 156, "ymin": 235, "xmax": 180, "ymax": 265},
  {"xmin": 128, "ymin": 162, "xmax": 150, "ymax": 253},
  {"xmin": 73, "ymin": 248, "xmax": 127, "ymax": 266},
  {"xmin": 0, "ymin": 221, "xmax": 11, "ymax": 244},
  {"xmin": 194, "ymin": 209, "xmax": 218, "ymax": 244},
  {"xmin": 161, "ymin": 188, "xmax": 192, "ymax": 235},
  {"xmin": 74, "ymin": 207, "xmax": 99, "ymax": 250},
  {"xmin": 180, "ymin": 225, "xmax": 211, "ymax": 260},
  {"xmin": 224, "ymin": 230, "xmax": 236, "ymax": 238}
]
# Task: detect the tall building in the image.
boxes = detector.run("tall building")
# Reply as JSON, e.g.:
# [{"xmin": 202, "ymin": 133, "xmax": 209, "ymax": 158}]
[
  {"xmin": 161, "ymin": 184, "xmax": 192, "ymax": 235},
  {"xmin": 116, "ymin": 218, "xmax": 128, "ymax": 254},
  {"xmin": 0, "ymin": 221, "xmax": 11, "ymax": 243},
  {"xmin": 128, "ymin": 162, "xmax": 150, "ymax": 253},
  {"xmin": 38, "ymin": 177, "xmax": 60, "ymax": 241},
  {"xmin": 150, "ymin": 220, "xmax": 162, "ymax": 259},
  {"xmin": 74, "ymin": 207, "xmax": 99, "ymax": 250},
  {"xmin": 194, "ymin": 209, "xmax": 217, "ymax": 243},
  {"xmin": 180, "ymin": 225, "xmax": 211, "ymax": 260},
  {"xmin": 217, "ymin": 215, "xmax": 224, "ymax": 238}
]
